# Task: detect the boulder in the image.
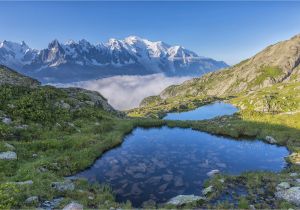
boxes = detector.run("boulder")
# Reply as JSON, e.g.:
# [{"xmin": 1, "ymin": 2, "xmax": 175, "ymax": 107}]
[
  {"xmin": 25, "ymin": 196, "xmax": 39, "ymax": 204},
  {"xmin": 0, "ymin": 151, "xmax": 17, "ymax": 160},
  {"xmin": 202, "ymin": 186, "xmax": 213, "ymax": 196},
  {"xmin": 167, "ymin": 195, "xmax": 205, "ymax": 206},
  {"xmin": 276, "ymin": 182, "xmax": 291, "ymax": 191},
  {"xmin": 51, "ymin": 180, "xmax": 75, "ymax": 192},
  {"xmin": 63, "ymin": 202, "xmax": 83, "ymax": 210},
  {"xmin": 41, "ymin": 197, "xmax": 64, "ymax": 209},
  {"xmin": 290, "ymin": 173, "xmax": 298, "ymax": 177},
  {"xmin": 275, "ymin": 187, "xmax": 300, "ymax": 206},
  {"xmin": 265, "ymin": 136, "xmax": 277, "ymax": 144},
  {"xmin": 207, "ymin": 169, "xmax": 220, "ymax": 177},
  {"xmin": 2, "ymin": 117, "xmax": 12, "ymax": 125}
]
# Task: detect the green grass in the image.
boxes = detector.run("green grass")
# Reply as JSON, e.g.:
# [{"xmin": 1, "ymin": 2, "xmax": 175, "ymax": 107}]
[{"xmin": 248, "ymin": 66, "xmax": 284, "ymax": 88}]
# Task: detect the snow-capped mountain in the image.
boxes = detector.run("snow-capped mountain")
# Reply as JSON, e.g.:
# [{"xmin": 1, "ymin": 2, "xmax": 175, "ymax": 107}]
[
  {"xmin": 0, "ymin": 36, "xmax": 228, "ymax": 82},
  {"xmin": 0, "ymin": 40, "xmax": 38, "ymax": 70}
]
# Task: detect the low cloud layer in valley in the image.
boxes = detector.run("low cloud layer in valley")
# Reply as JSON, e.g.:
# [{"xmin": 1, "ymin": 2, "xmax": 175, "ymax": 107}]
[{"xmin": 53, "ymin": 74, "xmax": 191, "ymax": 110}]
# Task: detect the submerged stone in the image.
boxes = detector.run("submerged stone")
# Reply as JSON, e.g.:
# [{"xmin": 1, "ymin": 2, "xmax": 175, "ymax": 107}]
[
  {"xmin": 167, "ymin": 194, "xmax": 205, "ymax": 206},
  {"xmin": 207, "ymin": 169, "xmax": 220, "ymax": 177}
]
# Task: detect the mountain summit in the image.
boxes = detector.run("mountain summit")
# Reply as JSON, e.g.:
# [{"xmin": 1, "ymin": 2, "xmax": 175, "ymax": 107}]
[{"xmin": 0, "ymin": 36, "xmax": 228, "ymax": 83}]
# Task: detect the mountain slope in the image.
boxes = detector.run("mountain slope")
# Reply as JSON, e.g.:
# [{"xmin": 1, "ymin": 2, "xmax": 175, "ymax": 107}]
[
  {"xmin": 0, "ymin": 36, "xmax": 228, "ymax": 82},
  {"xmin": 0, "ymin": 65, "xmax": 40, "ymax": 87},
  {"xmin": 130, "ymin": 34, "xmax": 300, "ymax": 117}
]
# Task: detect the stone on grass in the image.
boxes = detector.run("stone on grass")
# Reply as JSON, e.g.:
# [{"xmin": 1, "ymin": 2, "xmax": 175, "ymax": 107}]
[
  {"xmin": 63, "ymin": 202, "xmax": 83, "ymax": 210},
  {"xmin": 4, "ymin": 143, "xmax": 15, "ymax": 150},
  {"xmin": 207, "ymin": 169, "xmax": 220, "ymax": 177},
  {"xmin": 13, "ymin": 180, "xmax": 33, "ymax": 185},
  {"xmin": 265, "ymin": 136, "xmax": 277, "ymax": 144},
  {"xmin": 2, "ymin": 117, "xmax": 12, "ymax": 125},
  {"xmin": 41, "ymin": 197, "xmax": 64, "ymax": 209},
  {"xmin": 290, "ymin": 173, "xmax": 298, "ymax": 177},
  {"xmin": 25, "ymin": 196, "xmax": 39, "ymax": 204},
  {"xmin": 0, "ymin": 151, "xmax": 17, "ymax": 160},
  {"xmin": 276, "ymin": 182, "xmax": 291, "ymax": 191},
  {"xmin": 167, "ymin": 195, "xmax": 205, "ymax": 206},
  {"xmin": 275, "ymin": 187, "xmax": 300, "ymax": 206},
  {"xmin": 51, "ymin": 180, "xmax": 75, "ymax": 192},
  {"xmin": 202, "ymin": 186, "xmax": 214, "ymax": 196}
]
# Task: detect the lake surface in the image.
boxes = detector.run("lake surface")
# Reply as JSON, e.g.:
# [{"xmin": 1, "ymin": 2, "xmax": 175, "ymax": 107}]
[
  {"xmin": 76, "ymin": 127, "xmax": 289, "ymax": 207},
  {"xmin": 163, "ymin": 102, "xmax": 238, "ymax": 120}
]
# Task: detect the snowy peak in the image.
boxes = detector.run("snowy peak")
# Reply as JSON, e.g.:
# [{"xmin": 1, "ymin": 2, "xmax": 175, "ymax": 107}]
[
  {"xmin": 0, "ymin": 40, "xmax": 37, "ymax": 69},
  {"xmin": 0, "ymin": 36, "xmax": 229, "ymax": 82}
]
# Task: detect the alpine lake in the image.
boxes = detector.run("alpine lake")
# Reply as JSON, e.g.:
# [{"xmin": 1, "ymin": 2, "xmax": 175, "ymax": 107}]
[{"xmin": 75, "ymin": 102, "xmax": 289, "ymax": 207}]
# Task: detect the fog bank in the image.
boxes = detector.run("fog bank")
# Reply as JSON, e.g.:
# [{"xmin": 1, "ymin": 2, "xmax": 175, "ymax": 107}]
[{"xmin": 53, "ymin": 74, "xmax": 191, "ymax": 110}]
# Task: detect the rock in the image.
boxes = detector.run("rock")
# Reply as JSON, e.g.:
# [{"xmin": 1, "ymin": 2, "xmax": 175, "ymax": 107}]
[
  {"xmin": 63, "ymin": 202, "xmax": 83, "ymax": 210},
  {"xmin": 249, "ymin": 204, "xmax": 256, "ymax": 210},
  {"xmin": 2, "ymin": 117, "xmax": 12, "ymax": 124},
  {"xmin": 25, "ymin": 196, "xmax": 39, "ymax": 204},
  {"xmin": 4, "ymin": 143, "xmax": 15, "ymax": 150},
  {"xmin": 174, "ymin": 177, "xmax": 184, "ymax": 187},
  {"xmin": 265, "ymin": 136, "xmax": 277, "ymax": 144},
  {"xmin": 276, "ymin": 182, "xmax": 291, "ymax": 191},
  {"xmin": 55, "ymin": 101, "xmax": 71, "ymax": 110},
  {"xmin": 15, "ymin": 124, "xmax": 28, "ymax": 129},
  {"xmin": 13, "ymin": 180, "xmax": 33, "ymax": 185},
  {"xmin": 0, "ymin": 151, "xmax": 17, "ymax": 160},
  {"xmin": 167, "ymin": 195, "xmax": 205, "ymax": 206},
  {"xmin": 162, "ymin": 174, "xmax": 173, "ymax": 182},
  {"xmin": 290, "ymin": 173, "xmax": 298, "ymax": 177},
  {"xmin": 85, "ymin": 101, "xmax": 95, "ymax": 106},
  {"xmin": 275, "ymin": 187, "xmax": 300, "ymax": 206},
  {"xmin": 130, "ymin": 183, "xmax": 142, "ymax": 195},
  {"xmin": 289, "ymin": 152, "xmax": 300, "ymax": 165},
  {"xmin": 32, "ymin": 153, "xmax": 38, "ymax": 158},
  {"xmin": 51, "ymin": 180, "xmax": 75, "ymax": 192},
  {"xmin": 202, "ymin": 186, "xmax": 213, "ymax": 196},
  {"xmin": 207, "ymin": 169, "xmax": 220, "ymax": 177},
  {"xmin": 41, "ymin": 197, "xmax": 64, "ymax": 209}
]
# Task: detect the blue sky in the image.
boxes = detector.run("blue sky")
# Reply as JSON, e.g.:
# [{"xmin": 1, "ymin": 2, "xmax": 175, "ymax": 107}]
[{"xmin": 1, "ymin": 1, "xmax": 300, "ymax": 64}]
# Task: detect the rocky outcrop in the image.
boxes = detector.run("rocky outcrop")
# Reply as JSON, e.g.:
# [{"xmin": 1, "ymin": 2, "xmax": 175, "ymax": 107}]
[{"xmin": 275, "ymin": 187, "xmax": 300, "ymax": 206}]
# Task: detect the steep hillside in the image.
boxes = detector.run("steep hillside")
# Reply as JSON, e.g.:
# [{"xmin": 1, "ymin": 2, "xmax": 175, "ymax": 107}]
[
  {"xmin": 130, "ymin": 34, "xmax": 300, "ymax": 117},
  {"xmin": 0, "ymin": 65, "xmax": 40, "ymax": 87}
]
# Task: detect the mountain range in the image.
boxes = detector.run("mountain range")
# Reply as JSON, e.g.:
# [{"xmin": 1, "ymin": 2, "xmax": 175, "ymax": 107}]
[{"xmin": 0, "ymin": 36, "xmax": 228, "ymax": 83}]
